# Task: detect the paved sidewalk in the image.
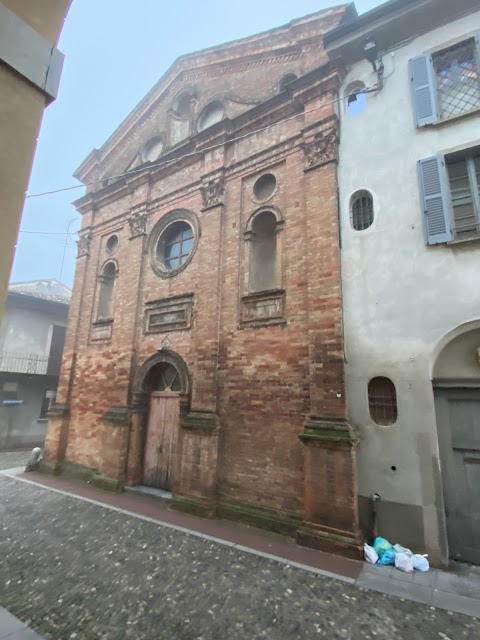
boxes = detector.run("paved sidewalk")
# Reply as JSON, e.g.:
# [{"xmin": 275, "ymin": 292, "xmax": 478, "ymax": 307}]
[
  {"xmin": 0, "ymin": 607, "xmax": 44, "ymax": 639},
  {"xmin": 6, "ymin": 467, "xmax": 480, "ymax": 619},
  {"xmin": 0, "ymin": 462, "xmax": 479, "ymax": 638}
]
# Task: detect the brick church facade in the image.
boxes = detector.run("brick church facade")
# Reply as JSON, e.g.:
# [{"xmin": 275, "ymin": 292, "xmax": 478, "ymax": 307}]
[{"xmin": 44, "ymin": 4, "xmax": 362, "ymax": 557}]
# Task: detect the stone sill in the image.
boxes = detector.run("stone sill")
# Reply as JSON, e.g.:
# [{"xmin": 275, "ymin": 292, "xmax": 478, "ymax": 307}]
[
  {"xmin": 92, "ymin": 318, "xmax": 114, "ymax": 326},
  {"xmin": 447, "ymin": 234, "xmax": 480, "ymax": 248},
  {"xmin": 238, "ymin": 319, "xmax": 287, "ymax": 330},
  {"xmin": 424, "ymin": 105, "xmax": 480, "ymax": 129}
]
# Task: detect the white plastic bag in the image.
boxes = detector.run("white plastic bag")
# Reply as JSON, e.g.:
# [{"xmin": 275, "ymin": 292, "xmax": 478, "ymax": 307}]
[
  {"xmin": 393, "ymin": 544, "xmax": 413, "ymax": 557},
  {"xmin": 395, "ymin": 552, "xmax": 414, "ymax": 573},
  {"xmin": 364, "ymin": 543, "xmax": 378, "ymax": 564},
  {"xmin": 412, "ymin": 554, "xmax": 429, "ymax": 572}
]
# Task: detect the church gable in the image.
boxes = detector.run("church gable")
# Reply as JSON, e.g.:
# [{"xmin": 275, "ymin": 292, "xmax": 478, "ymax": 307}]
[{"xmin": 74, "ymin": 4, "xmax": 351, "ymax": 191}]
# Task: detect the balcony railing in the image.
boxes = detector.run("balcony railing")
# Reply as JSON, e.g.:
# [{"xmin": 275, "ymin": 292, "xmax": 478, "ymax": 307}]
[{"xmin": 0, "ymin": 351, "xmax": 61, "ymax": 376}]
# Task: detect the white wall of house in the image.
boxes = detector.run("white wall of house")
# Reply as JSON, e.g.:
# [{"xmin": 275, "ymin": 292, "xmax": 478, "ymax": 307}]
[{"xmin": 337, "ymin": 10, "xmax": 480, "ymax": 563}]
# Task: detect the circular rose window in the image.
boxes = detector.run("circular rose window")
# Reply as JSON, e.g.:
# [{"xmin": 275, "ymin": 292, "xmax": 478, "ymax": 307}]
[
  {"xmin": 253, "ymin": 173, "xmax": 277, "ymax": 202},
  {"xmin": 149, "ymin": 210, "xmax": 200, "ymax": 278}
]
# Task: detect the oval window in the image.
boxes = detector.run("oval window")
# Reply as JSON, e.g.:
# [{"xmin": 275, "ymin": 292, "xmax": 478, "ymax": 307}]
[
  {"xmin": 368, "ymin": 377, "xmax": 397, "ymax": 425},
  {"xmin": 351, "ymin": 191, "xmax": 374, "ymax": 230}
]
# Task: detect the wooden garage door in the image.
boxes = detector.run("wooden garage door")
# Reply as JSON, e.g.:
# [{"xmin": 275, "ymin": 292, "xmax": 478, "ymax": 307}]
[{"xmin": 435, "ymin": 388, "xmax": 480, "ymax": 564}]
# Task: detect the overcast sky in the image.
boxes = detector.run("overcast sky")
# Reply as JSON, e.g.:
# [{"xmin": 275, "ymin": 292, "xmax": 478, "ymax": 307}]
[{"xmin": 11, "ymin": 0, "xmax": 384, "ymax": 288}]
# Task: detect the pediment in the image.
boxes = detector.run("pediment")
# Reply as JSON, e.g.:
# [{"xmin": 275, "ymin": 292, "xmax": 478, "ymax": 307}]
[{"xmin": 74, "ymin": 5, "xmax": 351, "ymax": 191}]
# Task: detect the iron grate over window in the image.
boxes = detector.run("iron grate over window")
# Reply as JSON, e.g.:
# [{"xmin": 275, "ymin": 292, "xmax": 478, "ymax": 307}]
[
  {"xmin": 433, "ymin": 39, "xmax": 480, "ymax": 120},
  {"xmin": 351, "ymin": 191, "xmax": 374, "ymax": 230},
  {"xmin": 368, "ymin": 377, "xmax": 397, "ymax": 426}
]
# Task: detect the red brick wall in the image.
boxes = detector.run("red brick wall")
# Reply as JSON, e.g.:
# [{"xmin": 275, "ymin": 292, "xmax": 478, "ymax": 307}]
[{"xmin": 45, "ymin": 12, "xmax": 350, "ymax": 525}]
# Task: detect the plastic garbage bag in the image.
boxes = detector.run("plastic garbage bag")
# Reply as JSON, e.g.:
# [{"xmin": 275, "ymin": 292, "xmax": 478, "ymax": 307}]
[
  {"xmin": 374, "ymin": 537, "xmax": 393, "ymax": 558},
  {"xmin": 395, "ymin": 552, "xmax": 414, "ymax": 573},
  {"xmin": 364, "ymin": 543, "xmax": 378, "ymax": 564},
  {"xmin": 377, "ymin": 548, "xmax": 396, "ymax": 566},
  {"xmin": 412, "ymin": 554, "xmax": 429, "ymax": 572},
  {"xmin": 393, "ymin": 544, "xmax": 413, "ymax": 557}
]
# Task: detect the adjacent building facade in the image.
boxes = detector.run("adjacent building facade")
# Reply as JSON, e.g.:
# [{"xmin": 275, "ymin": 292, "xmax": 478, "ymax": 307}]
[
  {"xmin": 0, "ymin": 280, "xmax": 70, "ymax": 449},
  {"xmin": 325, "ymin": 0, "xmax": 480, "ymax": 564},
  {"xmin": 0, "ymin": 1, "xmax": 70, "ymax": 319},
  {"xmin": 44, "ymin": 4, "xmax": 365, "ymax": 557}
]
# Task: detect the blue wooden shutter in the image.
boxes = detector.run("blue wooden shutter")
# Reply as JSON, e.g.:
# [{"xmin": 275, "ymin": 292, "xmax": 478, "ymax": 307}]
[
  {"xmin": 409, "ymin": 54, "xmax": 438, "ymax": 126},
  {"xmin": 418, "ymin": 155, "xmax": 452, "ymax": 244}
]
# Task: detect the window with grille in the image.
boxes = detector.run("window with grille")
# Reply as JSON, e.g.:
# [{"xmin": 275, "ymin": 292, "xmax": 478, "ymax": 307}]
[
  {"xmin": 446, "ymin": 151, "xmax": 480, "ymax": 237},
  {"xmin": 410, "ymin": 37, "xmax": 480, "ymax": 127},
  {"xmin": 432, "ymin": 39, "xmax": 480, "ymax": 120},
  {"xmin": 368, "ymin": 377, "xmax": 397, "ymax": 426},
  {"xmin": 351, "ymin": 191, "xmax": 374, "ymax": 230}
]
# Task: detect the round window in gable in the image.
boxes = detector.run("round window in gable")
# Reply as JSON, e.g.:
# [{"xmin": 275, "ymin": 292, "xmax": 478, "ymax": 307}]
[
  {"xmin": 142, "ymin": 136, "xmax": 164, "ymax": 163},
  {"xmin": 253, "ymin": 173, "xmax": 277, "ymax": 202},
  {"xmin": 148, "ymin": 210, "xmax": 200, "ymax": 278},
  {"xmin": 351, "ymin": 190, "xmax": 374, "ymax": 231},
  {"xmin": 105, "ymin": 234, "xmax": 119, "ymax": 255},
  {"xmin": 197, "ymin": 101, "xmax": 225, "ymax": 132}
]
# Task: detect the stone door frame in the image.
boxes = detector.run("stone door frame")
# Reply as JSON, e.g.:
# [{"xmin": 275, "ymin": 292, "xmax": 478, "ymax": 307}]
[{"xmin": 126, "ymin": 349, "xmax": 190, "ymax": 487}]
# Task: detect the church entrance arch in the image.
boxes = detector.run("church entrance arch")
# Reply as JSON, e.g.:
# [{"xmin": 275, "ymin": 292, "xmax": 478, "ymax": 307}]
[{"xmin": 132, "ymin": 350, "xmax": 189, "ymax": 491}]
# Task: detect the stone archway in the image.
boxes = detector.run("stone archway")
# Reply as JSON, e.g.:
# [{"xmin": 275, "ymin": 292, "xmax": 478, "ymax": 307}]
[
  {"xmin": 433, "ymin": 324, "xmax": 480, "ymax": 565},
  {"xmin": 127, "ymin": 350, "xmax": 190, "ymax": 487}
]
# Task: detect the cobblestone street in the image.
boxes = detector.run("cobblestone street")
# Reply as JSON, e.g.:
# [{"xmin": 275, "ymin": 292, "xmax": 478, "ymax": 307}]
[{"xmin": 0, "ymin": 466, "xmax": 478, "ymax": 640}]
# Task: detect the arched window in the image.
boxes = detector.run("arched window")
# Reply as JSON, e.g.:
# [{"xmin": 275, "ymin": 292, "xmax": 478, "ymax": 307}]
[
  {"xmin": 197, "ymin": 101, "xmax": 225, "ymax": 131},
  {"xmin": 147, "ymin": 363, "xmax": 182, "ymax": 392},
  {"xmin": 97, "ymin": 261, "xmax": 118, "ymax": 320},
  {"xmin": 345, "ymin": 81, "xmax": 367, "ymax": 117},
  {"xmin": 351, "ymin": 190, "xmax": 374, "ymax": 230},
  {"xmin": 368, "ymin": 377, "xmax": 397, "ymax": 425},
  {"xmin": 249, "ymin": 210, "xmax": 279, "ymax": 293},
  {"xmin": 170, "ymin": 91, "xmax": 194, "ymax": 146}
]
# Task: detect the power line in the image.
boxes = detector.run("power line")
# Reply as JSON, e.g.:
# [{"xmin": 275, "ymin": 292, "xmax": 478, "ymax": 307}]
[
  {"xmin": 24, "ymin": 86, "xmax": 378, "ymax": 200},
  {"xmin": 18, "ymin": 230, "xmax": 74, "ymax": 235}
]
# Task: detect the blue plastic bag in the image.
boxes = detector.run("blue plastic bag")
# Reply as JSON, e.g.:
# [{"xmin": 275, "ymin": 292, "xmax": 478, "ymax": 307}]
[
  {"xmin": 377, "ymin": 548, "xmax": 396, "ymax": 565},
  {"xmin": 373, "ymin": 537, "xmax": 393, "ymax": 558}
]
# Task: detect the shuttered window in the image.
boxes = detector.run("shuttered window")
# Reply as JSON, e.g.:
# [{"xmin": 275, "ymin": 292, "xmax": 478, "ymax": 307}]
[
  {"xmin": 418, "ymin": 150, "xmax": 480, "ymax": 244},
  {"xmin": 417, "ymin": 156, "xmax": 453, "ymax": 244},
  {"xmin": 410, "ymin": 35, "xmax": 480, "ymax": 127},
  {"xmin": 447, "ymin": 152, "xmax": 480, "ymax": 237}
]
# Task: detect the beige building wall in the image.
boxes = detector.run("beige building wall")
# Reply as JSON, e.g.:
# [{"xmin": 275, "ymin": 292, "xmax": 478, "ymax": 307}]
[{"xmin": 0, "ymin": 0, "xmax": 71, "ymax": 320}]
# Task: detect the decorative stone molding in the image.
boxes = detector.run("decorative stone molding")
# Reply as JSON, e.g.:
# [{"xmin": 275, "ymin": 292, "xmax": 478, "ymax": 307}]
[
  {"xmin": 180, "ymin": 411, "xmax": 217, "ymax": 431},
  {"xmin": 129, "ymin": 210, "xmax": 148, "ymax": 238},
  {"xmin": 90, "ymin": 318, "xmax": 113, "ymax": 343},
  {"xmin": 201, "ymin": 176, "xmax": 225, "ymax": 210},
  {"xmin": 76, "ymin": 235, "xmax": 91, "ymax": 258},
  {"xmin": 240, "ymin": 289, "xmax": 285, "ymax": 328},
  {"xmin": 144, "ymin": 293, "xmax": 194, "ymax": 333},
  {"xmin": 299, "ymin": 418, "xmax": 356, "ymax": 444},
  {"xmin": 302, "ymin": 127, "xmax": 338, "ymax": 171},
  {"xmin": 101, "ymin": 405, "xmax": 130, "ymax": 426}
]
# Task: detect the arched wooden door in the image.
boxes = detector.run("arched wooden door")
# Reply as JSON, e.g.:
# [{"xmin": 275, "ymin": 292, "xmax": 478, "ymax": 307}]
[{"xmin": 143, "ymin": 363, "xmax": 181, "ymax": 491}]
